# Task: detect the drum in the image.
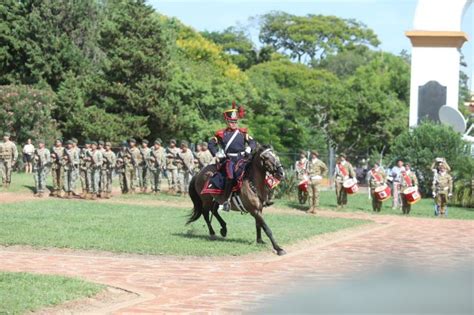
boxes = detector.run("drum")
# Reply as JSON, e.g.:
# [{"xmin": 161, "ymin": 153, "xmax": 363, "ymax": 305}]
[
  {"xmin": 298, "ymin": 176, "xmax": 309, "ymax": 193},
  {"xmin": 374, "ymin": 184, "xmax": 391, "ymax": 202},
  {"xmin": 343, "ymin": 178, "xmax": 359, "ymax": 194},
  {"xmin": 403, "ymin": 187, "xmax": 421, "ymax": 205}
]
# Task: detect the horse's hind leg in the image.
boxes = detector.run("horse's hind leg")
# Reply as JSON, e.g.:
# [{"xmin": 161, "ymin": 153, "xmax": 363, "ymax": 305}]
[
  {"xmin": 252, "ymin": 212, "xmax": 286, "ymax": 256},
  {"xmin": 211, "ymin": 202, "xmax": 227, "ymax": 237},
  {"xmin": 202, "ymin": 205, "xmax": 216, "ymax": 240},
  {"xmin": 256, "ymin": 222, "xmax": 264, "ymax": 244}
]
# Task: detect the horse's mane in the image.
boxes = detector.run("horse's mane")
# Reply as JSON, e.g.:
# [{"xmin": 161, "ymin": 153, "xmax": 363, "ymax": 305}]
[{"xmin": 243, "ymin": 143, "xmax": 272, "ymax": 177}]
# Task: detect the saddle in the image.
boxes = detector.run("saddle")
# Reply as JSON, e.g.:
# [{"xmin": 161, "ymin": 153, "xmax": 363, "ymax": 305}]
[{"xmin": 201, "ymin": 159, "xmax": 248, "ymax": 195}]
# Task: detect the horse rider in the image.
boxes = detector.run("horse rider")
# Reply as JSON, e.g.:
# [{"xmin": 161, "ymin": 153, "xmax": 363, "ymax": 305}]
[{"xmin": 208, "ymin": 102, "xmax": 256, "ymax": 211}]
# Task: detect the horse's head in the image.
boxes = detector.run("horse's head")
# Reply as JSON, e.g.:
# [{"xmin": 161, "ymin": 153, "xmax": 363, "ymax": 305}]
[{"xmin": 254, "ymin": 144, "xmax": 285, "ymax": 180}]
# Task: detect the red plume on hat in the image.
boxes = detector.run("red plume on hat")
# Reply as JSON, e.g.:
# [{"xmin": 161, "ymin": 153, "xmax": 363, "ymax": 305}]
[{"xmin": 232, "ymin": 101, "xmax": 245, "ymax": 119}]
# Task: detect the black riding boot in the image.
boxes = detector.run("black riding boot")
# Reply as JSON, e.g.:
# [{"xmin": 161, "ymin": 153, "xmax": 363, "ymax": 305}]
[{"xmin": 222, "ymin": 179, "xmax": 234, "ymax": 211}]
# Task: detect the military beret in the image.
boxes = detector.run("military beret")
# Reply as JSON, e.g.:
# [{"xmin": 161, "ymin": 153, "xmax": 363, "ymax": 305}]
[
  {"xmin": 121, "ymin": 141, "xmax": 128, "ymax": 147},
  {"xmin": 180, "ymin": 140, "xmax": 189, "ymax": 147},
  {"xmin": 105, "ymin": 142, "xmax": 112, "ymax": 147},
  {"xmin": 311, "ymin": 150, "xmax": 319, "ymax": 156},
  {"xmin": 98, "ymin": 140, "xmax": 105, "ymax": 145},
  {"xmin": 142, "ymin": 139, "xmax": 149, "ymax": 144},
  {"xmin": 90, "ymin": 141, "xmax": 98, "ymax": 146},
  {"xmin": 201, "ymin": 142, "xmax": 208, "ymax": 148},
  {"xmin": 3, "ymin": 132, "xmax": 10, "ymax": 137},
  {"xmin": 55, "ymin": 138, "xmax": 63, "ymax": 143},
  {"xmin": 170, "ymin": 139, "xmax": 176, "ymax": 145},
  {"xmin": 85, "ymin": 139, "xmax": 91, "ymax": 145},
  {"xmin": 129, "ymin": 138, "xmax": 136, "ymax": 144},
  {"xmin": 37, "ymin": 139, "xmax": 45, "ymax": 144},
  {"xmin": 154, "ymin": 138, "xmax": 162, "ymax": 145},
  {"xmin": 71, "ymin": 137, "xmax": 78, "ymax": 144},
  {"xmin": 65, "ymin": 140, "xmax": 73, "ymax": 145}
]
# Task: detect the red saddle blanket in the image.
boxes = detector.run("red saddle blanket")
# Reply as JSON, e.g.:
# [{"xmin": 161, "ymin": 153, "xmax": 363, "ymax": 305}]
[{"xmin": 201, "ymin": 159, "xmax": 248, "ymax": 195}]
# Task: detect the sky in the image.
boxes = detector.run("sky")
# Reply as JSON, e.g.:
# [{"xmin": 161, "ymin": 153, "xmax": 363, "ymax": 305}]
[{"xmin": 149, "ymin": 0, "xmax": 474, "ymax": 89}]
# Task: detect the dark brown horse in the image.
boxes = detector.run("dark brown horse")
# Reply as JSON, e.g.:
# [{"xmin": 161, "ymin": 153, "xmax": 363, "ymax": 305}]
[{"xmin": 187, "ymin": 144, "xmax": 286, "ymax": 255}]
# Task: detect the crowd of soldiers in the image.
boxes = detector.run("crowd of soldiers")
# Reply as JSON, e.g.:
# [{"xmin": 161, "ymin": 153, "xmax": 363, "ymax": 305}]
[{"xmin": 0, "ymin": 132, "xmax": 215, "ymax": 199}]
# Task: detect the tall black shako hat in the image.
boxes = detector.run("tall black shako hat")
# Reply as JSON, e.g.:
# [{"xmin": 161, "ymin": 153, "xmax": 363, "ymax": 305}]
[{"xmin": 223, "ymin": 101, "xmax": 245, "ymax": 122}]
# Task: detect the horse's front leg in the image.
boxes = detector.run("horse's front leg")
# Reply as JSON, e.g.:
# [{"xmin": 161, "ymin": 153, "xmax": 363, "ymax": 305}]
[{"xmin": 252, "ymin": 211, "xmax": 285, "ymax": 255}]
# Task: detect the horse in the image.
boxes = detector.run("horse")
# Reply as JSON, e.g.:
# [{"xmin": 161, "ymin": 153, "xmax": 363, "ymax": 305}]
[{"xmin": 186, "ymin": 144, "xmax": 287, "ymax": 256}]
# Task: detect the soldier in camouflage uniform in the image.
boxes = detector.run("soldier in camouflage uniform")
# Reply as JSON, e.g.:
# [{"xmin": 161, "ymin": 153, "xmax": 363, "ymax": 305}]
[
  {"xmin": 0, "ymin": 132, "xmax": 19, "ymax": 188},
  {"xmin": 33, "ymin": 139, "xmax": 50, "ymax": 197},
  {"xmin": 166, "ymin": 139, "xmax": 180, "ymax": 194},
  {"xmin": 50, "ymin": 139, "xmax": 65, "ymax": 197},
  {"xmin": 334, "ymin": 153, "xmax": 356, "ymax": 209},
  {"xmin": 88, "ymin": 141, "xmax": 103, "ymax": 199},
  {"xmin": 116, "ymin": 141, "xmax": 132, "ymax": 194},
  {"xmin": 138, "ymin": 139, "xmax": 151, "ymax": 192},
  {"xmin": 432, "ymin": 162, "xmax": 453, "ymax": 217},
  {"xmin": 128, "ymin": 138, "xmax": 141, "ymax": 193},
  {"xmin": 101, "ymin": 142, "xmax": 116, "ymax": 199},
  {"xmin": 176, "ymin": 140, "xmax": 194, "ymax": 196},
  {"xmin": 70, "ymin": 138, "xmax": 80, "ymax": 196},
  {"xmin": 149, "ymin": 139, "xmax": 166, "ymax": 194},
  {"xmin": 79, "ymin": 141, "xmax": 92, "ymax": 198},
  {"xmin": 63, "ymin": 140, "xmax": 79, "ymax": 199},
  {"xmin": 306, "ymin": 150, "xmax": 328, "ymax": 214},
  {"xmin": 195, "ymin": 142, "xmax": 214, "ymax": 171}
]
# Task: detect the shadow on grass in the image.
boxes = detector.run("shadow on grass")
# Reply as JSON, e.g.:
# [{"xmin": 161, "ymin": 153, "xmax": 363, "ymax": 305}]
[
  {"xmin": 22, "ymin": 185, "xmax": 36, "ymax": 193},
  {"xmin": 172, "ymin": 232, "xmax": 253, "ymax": 245}
]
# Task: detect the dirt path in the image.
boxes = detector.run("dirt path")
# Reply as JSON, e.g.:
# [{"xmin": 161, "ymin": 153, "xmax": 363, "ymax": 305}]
[{"xmin": 1, "ymin": 191, "xmax": 472, "ymax": 313}]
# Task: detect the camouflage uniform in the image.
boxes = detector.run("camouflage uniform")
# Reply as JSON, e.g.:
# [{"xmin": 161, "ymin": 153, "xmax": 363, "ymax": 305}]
[
  {"xmin": 89, "ymin": 145, "xmax": 103, "ymax": 198},
  {"xmin": 176, "ymin": 141, "xmax": 194, "ymax": 195},
  {"xmin": 432, "ymin": 171, "xmax": 453, "ymax": 217},
  {"xmin": 368, "ymin": 165, "xmax": 387, "ymax": 212},
  {"xmin": 306, "ymin": 152, "xmax": 328, "ymax": 213},
  {"xmin": 79, "ymin": 143, "xmax": 92, "ymax": 197},
  {"xmin": 101, "ymin": 143, "xmax": 116, "ymax": 198},
  {"xmin": 166, "ymin": 140, "xmax": 180, "ymax": 193},
  {"xmin": 70, "ymin": 138, "xmax": 80, "ymax": 195},
  {"xmin": 51, "ymin": 141, "xmax": 65, "ymax": 197},
  {"xmin": 149, "ymin": 139, "xmax": 166, "ymax": 193},
  {"xmin": 334, "ymin": 154, "xmax": 356, "ymax": 208},
  {"xmin": 138, "ymin": 141, "xmax": 151, "ymax": 192},
  {"xmin": 195, "ymin": 142, "xmax": 214, "ymax": 171},
  {"xmin": 63, "ymin": 141, "xmax": 80, "ymax": 198},
  {"xmin": 400, "ymin": 167, "xmax": 418, "ymax": 215},
  {"xmin": 116, "ymin": 143, "xmax": 134, "ymax": 194},
  {"xmin": 33, "ymin": 142, "xmax": 50, "ymax": 196},
  {"xmin": 0, "ymin": 133, "xmax": 19, "ymax": 188},
  {"xmin": 128, "ymin": 142, "xmax": 142, "ymax": 193}
]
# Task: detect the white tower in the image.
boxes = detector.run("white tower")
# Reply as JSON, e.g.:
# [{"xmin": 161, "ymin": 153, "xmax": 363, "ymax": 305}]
[{"xmin": 406, "ymin": 0, "xmax": 472, "ymax": 127}]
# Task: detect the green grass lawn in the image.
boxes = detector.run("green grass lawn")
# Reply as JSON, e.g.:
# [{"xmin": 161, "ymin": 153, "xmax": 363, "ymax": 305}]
[
  {"xmin": 276, "ymin": 190, "xmax": 474, "ymax": 220},
  {"xmin": 0, "ymin": 172, "xmax": 40, "ymax": 193},
  {"xmin": 0, "ymin": 272, "xmax": 103, "ymax": 314},
  {"xmin": 0, "ymin": 200, "xmax": 367, "ymax": 256}
]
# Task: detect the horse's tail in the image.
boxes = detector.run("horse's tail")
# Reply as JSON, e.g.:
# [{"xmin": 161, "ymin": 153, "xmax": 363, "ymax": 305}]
[{"xmin": 186, "ymin": 175, "xmax": 203, "ymax": 225}]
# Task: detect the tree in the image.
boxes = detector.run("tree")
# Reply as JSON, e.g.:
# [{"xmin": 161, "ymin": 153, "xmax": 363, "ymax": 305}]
[
  {"xmin": 0, "ymin": 85, "xmax": 60, "ymax": 145},
  {"xmin": 259, "ymin": 11, "xmax": 380, "ymax": 63}
]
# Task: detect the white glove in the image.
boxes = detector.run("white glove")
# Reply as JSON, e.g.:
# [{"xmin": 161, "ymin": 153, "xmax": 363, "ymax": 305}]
[
  {"xmin": 448, "ymin": 193, "xmax": 452, "ymax": 198},
  {"xmin": 216, "ymin": 151, "xmax": 225, "ymax": 159},
  {"xmin": 432, "ymin": 192, "xmax": 436, "ymax": 198},
  {"xmin": 245, "ymin": 147, "xmax": 251, "ymax": 155}
]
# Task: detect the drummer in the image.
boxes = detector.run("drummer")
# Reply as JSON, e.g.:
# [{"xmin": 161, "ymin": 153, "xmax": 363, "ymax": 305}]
[
  {"xmin": 306, "ymin": 150, "xmax": 328, "ymax": 214},
  {"xmin": 334, "ymin": 153, "xmax": 356, "ymax": 209},
  {"xmin": 368, "ymin": 162, "xmax": 387, "ymax": 212},
  {"xmin": 400, "ymin": 163, "xmax": 418, "ymax": 215}
]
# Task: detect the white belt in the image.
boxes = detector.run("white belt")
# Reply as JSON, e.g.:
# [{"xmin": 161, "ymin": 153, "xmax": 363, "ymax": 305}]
[{"xmin": 227, "ymin": 152, "xmax": 245, "ymax": 157}]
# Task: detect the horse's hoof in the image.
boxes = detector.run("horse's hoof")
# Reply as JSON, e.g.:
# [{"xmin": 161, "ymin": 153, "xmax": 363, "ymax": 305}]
[
  {"xmin": 220, "ymin": 228, "xmax": 227, "ymax": 238},
  {"xmin": 257, "ymin": 239, "xmax": 265, "ymax": 245},
  {"xmin": 276, "ymin": 249, "xmax": 286, "ymax": 256},
  {"xmin": 209, "ymin": 234, "xmax": 217, "ymax": 241}
]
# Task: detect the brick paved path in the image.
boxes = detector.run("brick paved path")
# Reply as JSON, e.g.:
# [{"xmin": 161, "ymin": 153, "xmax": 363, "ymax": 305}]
[{"xmin": 0, "ymin": 210, "xmax": 472, "ymax": 313}]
